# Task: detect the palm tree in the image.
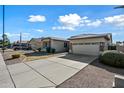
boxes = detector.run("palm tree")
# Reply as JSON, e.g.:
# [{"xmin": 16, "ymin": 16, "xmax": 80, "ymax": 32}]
[{"xmin": 114, "ymin": 5, "xmax": 124, "ymax": 9}]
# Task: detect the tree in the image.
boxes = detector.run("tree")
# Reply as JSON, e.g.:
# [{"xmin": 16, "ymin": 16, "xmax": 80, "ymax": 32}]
[{"xmin": 2, "ymin": 34, "xmax": 10, "ymax": 46}]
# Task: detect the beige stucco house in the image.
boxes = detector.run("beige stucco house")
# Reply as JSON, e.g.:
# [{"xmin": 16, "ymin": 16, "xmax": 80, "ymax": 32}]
[
  {"xmin": 68, "ymin": 33, "xmax": 112, "ymax": 56},
  {"xmin": 30, "ymin": 37, "xmax": 69, "ymax": 52}
]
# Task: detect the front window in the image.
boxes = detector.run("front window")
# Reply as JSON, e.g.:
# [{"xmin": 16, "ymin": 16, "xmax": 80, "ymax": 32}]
[{"xmin": 64, "ymin": 42, "xmax": 68, "ymax": 47}]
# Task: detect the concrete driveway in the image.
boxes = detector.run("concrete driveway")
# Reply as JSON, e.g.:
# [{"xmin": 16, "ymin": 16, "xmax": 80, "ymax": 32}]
[{"xmin": 6, "ymin": 53, "xmax": 97, "ymax": 88}]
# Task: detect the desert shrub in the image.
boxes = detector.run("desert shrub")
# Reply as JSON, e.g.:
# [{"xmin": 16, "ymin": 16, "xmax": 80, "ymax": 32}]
[
  {"xmin": 12, "ymin": 54, "xmax": 20, "ymax": 59},
  {"xmin": 99, "ymin": 51, "xmax": 124, "ymax": 67},
  {"xmin": 46, "ymin": 47, "xmax": 51, "ymax": 53},
  {"xmin": 37, "ymin": 48, "xmax": 41, "ymax": 52},
  {"xmin": 51, "ymin": 48, "xmax": 56, "ymax": 53}
]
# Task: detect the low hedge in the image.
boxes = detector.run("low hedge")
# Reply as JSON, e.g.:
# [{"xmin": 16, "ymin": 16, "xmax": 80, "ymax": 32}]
[
  {"xmin": 46, "ymin": 47, "xmax": 56, "ymax": 53},
  {"xmin": 12, "ymin": 54, "xmax": 20, "ymax": 59},
  {"xmin": 99, "ymin": 51, "xmax": 124, "ymax": 67}
]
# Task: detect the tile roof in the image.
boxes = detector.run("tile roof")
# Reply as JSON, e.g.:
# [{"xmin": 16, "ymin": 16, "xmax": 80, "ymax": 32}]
[
  {"xmin": 68, "ymin": 33, "xmax": 112, "ymax": 40},
  {"xmin": 43, "ymin": 37, "xmax": 69, "ymax": 41}
]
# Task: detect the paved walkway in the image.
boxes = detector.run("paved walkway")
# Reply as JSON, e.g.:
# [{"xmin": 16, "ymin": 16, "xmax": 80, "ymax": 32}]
[
  {"xmin": 1, "ymin": 53, "xmax": 97, "ymax": 88},
  {"xmin": 0, "ymin": 53, "xmax": 14, "ymax": 88}
]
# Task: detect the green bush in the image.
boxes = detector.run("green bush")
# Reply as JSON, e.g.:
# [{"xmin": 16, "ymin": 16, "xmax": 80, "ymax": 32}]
[
  {"xmin": 46, "ymin": 47, "xmax": 56, "ymax": 53},
  {"xmin": 99, "ymin": 51, "xmax": 124, "ymax": 67},
  {"xmin": 46, "ymin": 47, "xmax": 51, "ymax": 53},
  {"xmin": 51, "ymin": 48, "xmax": 56, "ymax": 53},
  {"xmin": 12, "ymin": 54, "xmax": 20, "ymax": 59},
  {"xmin": 37, "ymin": 48, "xmax": 41, "ymax": 52}
]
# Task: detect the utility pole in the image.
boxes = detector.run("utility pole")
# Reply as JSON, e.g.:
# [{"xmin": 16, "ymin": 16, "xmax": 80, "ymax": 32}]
[
  {"xmin": 2, "ymin": 5, "xmax": 5, "ymax": 53},
  {"xmin": 20, "ymin": 32, "xmax": 22, "ymax": 50}
]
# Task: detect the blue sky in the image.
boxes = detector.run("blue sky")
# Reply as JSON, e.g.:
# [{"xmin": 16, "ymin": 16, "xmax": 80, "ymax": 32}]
[{"xmin": 0, "ymin": 5, "xmax": 124, "ymax": 43}]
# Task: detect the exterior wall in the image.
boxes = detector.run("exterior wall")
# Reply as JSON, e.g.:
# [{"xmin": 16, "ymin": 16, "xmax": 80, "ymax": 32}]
[
  {"xmin": 51, "ymin": 40, "xmax": 66, "ymax": 52},
  {"xmin": 71, "ymin": 45, "xmax": 100, "ymax": 56},
  {"xmin": 30, "ymin": 40, "xmax": 42, "ymax": 50},
  {"xmin": 69, "ymin": 37, "xmax": 111, "ymax": 55}
]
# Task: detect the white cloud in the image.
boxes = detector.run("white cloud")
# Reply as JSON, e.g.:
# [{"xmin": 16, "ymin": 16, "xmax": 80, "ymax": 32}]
[
  {"xmin": 82, "ymin": 16, "xmax": 88, "ymax": 20},
  {"xmin": 58, "ymin": 13, "xmax": 82, "ymax": 27},
  {"xmin": 5, "ymin": 33, "xmax": 20, "ymax": 37},
  {"xmin": 35, "ymin": 29, "xmax": 44, "ymax": 32},
  {"xmin": 28, "ymin": 15, "xmax": 46, "ymax": 22},
  {"xmin": 104, "ymin": 14, "xmax": 124, "ymax": 27},
  {"xmin": 52, "ymin": 14, "xmax": 124, "ymax": 31},
  {"xmin": 5, "ymin": 32, "xmax": 30, "ymax": 37},
  {"xmin": 87, "ymin": 20, "xmax": 102, "ymax": 27},
  {"xmin": 53, "ymin": 13, "xmax": 103, "ymax": 31},
  {"xmin": 52, "ymin": 26, "xmax": 75, "ymax": 31},
  {"xmin": 112, "ymin": 31, "xmax": 124, "ymax": 36}
]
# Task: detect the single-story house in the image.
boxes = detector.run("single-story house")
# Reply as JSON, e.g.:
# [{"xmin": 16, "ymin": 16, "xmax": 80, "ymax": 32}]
[
  {"xmin": 30, "ymin": 37, "xmax": 69, "ymax": 52},
  {"xmin": 68, "ymin": 33, "xmax": 112, "ymax": 56},
  {"xmin": 42, "ymin": 37, "xmax": 69, "ymax": 52}
]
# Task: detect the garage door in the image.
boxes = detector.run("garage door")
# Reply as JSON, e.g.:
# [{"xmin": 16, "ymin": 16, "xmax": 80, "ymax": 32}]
[{"xmin": 72, "ymin": 45, "xmax": 100, "ymax": 56}]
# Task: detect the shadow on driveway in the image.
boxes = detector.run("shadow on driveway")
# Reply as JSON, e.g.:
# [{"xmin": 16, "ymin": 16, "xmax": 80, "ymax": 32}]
[
  {"xmin": 59, "ymin": 53, "xmax": 97, "ymax": 64},
  {"xmin": 24, "ymin": 52, "xmax": 51, "ymax": 57},
  {"xmin": 90, "ymin": 59, "xmax": 124, "ymax": 76}
]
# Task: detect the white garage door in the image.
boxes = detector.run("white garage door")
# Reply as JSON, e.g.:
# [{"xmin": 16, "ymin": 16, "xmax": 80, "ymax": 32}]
[{"xmin": 72, "ymin": 45, "xmax": 100, "ymax": 56}]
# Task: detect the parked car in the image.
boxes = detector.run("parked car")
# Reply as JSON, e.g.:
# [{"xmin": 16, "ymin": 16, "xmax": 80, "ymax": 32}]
[{"xmin": 13, "ymin": 43, "xmax": 31, "ymax": 50}]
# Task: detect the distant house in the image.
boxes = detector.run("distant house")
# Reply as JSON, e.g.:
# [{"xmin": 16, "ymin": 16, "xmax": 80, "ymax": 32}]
[
  {"xmin": 116, "ymin": 41, "xmax": 124, "ymax": 53},
  {"xmin": 29, "ymin": 37, "xmax": 69, "ymax": 52},
  {"xmin": 68, "ymin": 33, "xmax": 112, "ymax": 56},
  {"xmin": 29, "ymin": 38, "xmax": 43, "ymax": 50},
  {"xmin": 116, "ymin": 41, "xmax": 124, "ymax": 46}
]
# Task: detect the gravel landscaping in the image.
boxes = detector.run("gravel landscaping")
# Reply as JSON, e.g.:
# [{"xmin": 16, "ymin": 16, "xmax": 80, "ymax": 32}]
[
  {"xmin": 1, "ymin": 49, "xmax": 124, "ymax": 88},
  {"xmin": 57, "ymin": 59, "xmax": 124, "ymax": 88},
  {"xmin": 1, "ymin": 50, "xmax": 25, "ymax": 65},
  {"xmin": 1, "ymin": 49, "xmax": 66, "ymax": 65}
]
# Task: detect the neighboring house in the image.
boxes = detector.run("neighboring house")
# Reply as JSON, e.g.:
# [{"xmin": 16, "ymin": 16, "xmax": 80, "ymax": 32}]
[
  {"xmin": 116, "ymin": 41, "xmax": 124, "ymax": 46},
  {"xmin": 42, "ymin": 37, "xmax": 69, "ymax": 52},
  {"xmin": 29, "ymin": 38, "xmax": 43, "ymax": 50},
  {"xmin": 116, "ymin": 41, "xmax": 124, "ymax": 53},
  {"xmin": 68, "ymin": 33, "xmax": 112, "ymax": 56}
]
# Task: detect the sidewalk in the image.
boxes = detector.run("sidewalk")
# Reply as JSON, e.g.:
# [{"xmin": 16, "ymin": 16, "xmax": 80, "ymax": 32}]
[{"xmin": 0, "ymin": 53, "xmax": 14, "ymax": 88}]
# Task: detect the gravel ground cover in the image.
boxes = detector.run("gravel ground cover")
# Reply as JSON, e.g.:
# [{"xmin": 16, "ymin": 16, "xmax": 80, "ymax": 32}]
[
  {"xmin": 57, "ymin": 59, "xmax": 124, "ymax": 88},
  {"xmin": 1, "ymin": 50, "xmax": 25, "ymax": 65}
]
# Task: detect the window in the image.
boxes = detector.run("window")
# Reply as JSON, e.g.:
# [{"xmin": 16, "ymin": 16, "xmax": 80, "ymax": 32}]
[{"xmin": 64, "ymin": 42, "xmax": 68, "ymax": 47}]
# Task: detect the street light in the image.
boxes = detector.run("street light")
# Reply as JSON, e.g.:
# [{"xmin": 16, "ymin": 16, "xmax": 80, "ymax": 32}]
[{"xmin": 2, "ymin": 5, "xmax": 5, "ymax": 53}]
